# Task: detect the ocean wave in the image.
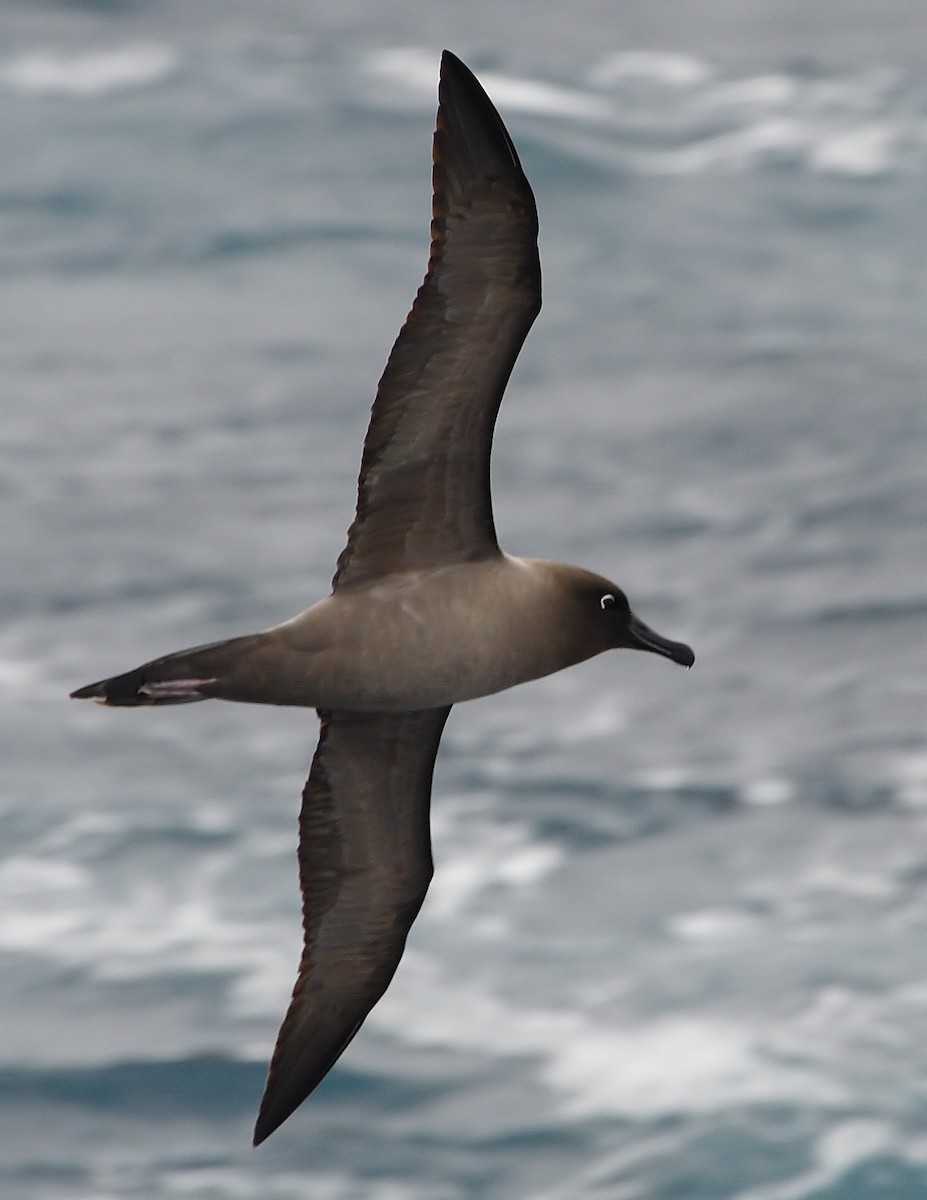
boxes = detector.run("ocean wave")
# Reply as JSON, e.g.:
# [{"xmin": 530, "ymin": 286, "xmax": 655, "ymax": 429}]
[
  {"xmin": 372, "ymin": 954, "xmax": 845, "ymax": 1118},
  {"xmin": 364, "ymin": 47, "xmax": 927, "ymax": 178},
  {"xmin": 0, "ymin": 1056, "xmax": 261, "ymax": 1116},
  {"xmin": 2, "ymin": 42, "xmax": 926, "ymax": 283},
  {"xmin": 531, "ymin": 1117, "xmax": 927, "ymax": 1200},
  {"xmin": 1, "ymin": 39, "xmax": 923, "ymax": 180},
  {"xmin": 0, "ymin": 43, "xmax": 179, "ymax": 98},
  {"xmin": 589, "ymin": 51, "xmax": 713, "ymax": 90}
]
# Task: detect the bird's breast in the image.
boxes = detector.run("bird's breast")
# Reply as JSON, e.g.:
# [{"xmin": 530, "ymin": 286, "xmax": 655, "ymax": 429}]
[{"xmin": 271, "ymin": 557, "xmax": 596, "ymax": 712}]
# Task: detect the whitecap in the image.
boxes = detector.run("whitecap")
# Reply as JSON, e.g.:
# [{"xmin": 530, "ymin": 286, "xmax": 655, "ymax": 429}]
[
  {"xmin": 372, "ymin": 956, "xmax": 845, "ymax": 1117},
  {"xmin": 895, "ymin": 753, "xmax": 927, "ymax": 809},
  {"xmin": 1, "ymin": 43, "xmax": 178, "ymax": 98},
  {"xmin": 427, "ymin": 800, "xmax": 562, "ymax": 923},
  {"xmin": 363, "ymin": 51, "xmax": 926, "ymax": 179},
  {"xmin": 817, "ymin": 1120, "xmax": 894, "ymax": 1171},
  {"xmin": 742, "ymin": 778, "xmax": 794, "ymax": 806},
  {"xmin": 698, "ymin": 74, "xmax": 798, "ymax": 110},
  {"xmin": 0, "ymin": 856, "xmax": 86, "ymax": 896},
  {"xmin": 642, "ymin": 118, "xmax": 808, "ymax": 174},
  {"xmin": 362, "ymin": 46, "xmax": 441, "ymax": 97},
  {"xmin": 810, "ymin": 122, "xmax": 899, "ymax": 176},
  {"xmin": 546, "ymin": 1014, "xmax": 845, "ymax": 1118},
  {"xmin": 590, "ymin": 51, "xmax": 712, "ymax": 90},
  {"xmin": 729, "ymin": 1120, "xmax": 895, "ymax": 1200},
  {"xmin": 0, "ymin": 856, "xmax": 90, "ymax": 950},
  {"xmin": 0, "ymin": 833, "xmax": 288, "ymax": 1028},
  {"xmin": 163, "ymin": 1164, "xmax": 438, "ymax": 1200},
  {"xmin": 800, "ymin": 861, "xmax": 898, "ymax": 900},
  {"xmin": 668, "ymin": 906, "xmax": 762, "ymax": 942},
  {"xmin": 472, "ymin": 75, "xmax": 610, "ymax": 122},
  {"xmin": 636, "ymin": 765, "xmax": 694, "ymax": 790}
]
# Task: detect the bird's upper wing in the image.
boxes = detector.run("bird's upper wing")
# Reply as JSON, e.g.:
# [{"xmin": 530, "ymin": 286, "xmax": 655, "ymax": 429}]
[
  {"xmin": 332, "ymin": 50, "xmax": 541, "ymax": 591},
  {"xmin": 253, "ymin": 706, "xmax": 451, "ymax": 1145}
]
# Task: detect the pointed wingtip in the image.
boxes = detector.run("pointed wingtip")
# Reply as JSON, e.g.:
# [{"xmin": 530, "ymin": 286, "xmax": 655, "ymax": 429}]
[
  {"xmin": 438, "ymin": 49, "xmax": 485, "ymax": 108},
  {"xmin": 251, "ymin": 1070, "xmax": 310, "ymax": 1147},
  {"xmin": 251, "ymin": 1075, "xmax": 278, "ymax": 1145},
  {"xmin": 439, "ymin": 48, "xmax": 466, "ymax": 77},
  {"xmin": 437, "ymin": 50, "xmax": 496, "ymax": 118},
  {"xmin": 433, "ymin": 48, "xmax": 533, "ymax": 215},
  {"xmin": 252, "ymin": 1098, "xmax": 289, "ymax": 1146}
]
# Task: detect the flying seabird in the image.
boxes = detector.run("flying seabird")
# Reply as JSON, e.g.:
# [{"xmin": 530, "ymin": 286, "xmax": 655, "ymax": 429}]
[{"xmin": 71, "ymin": 50, "xmax": 695, "ymax": 1144}]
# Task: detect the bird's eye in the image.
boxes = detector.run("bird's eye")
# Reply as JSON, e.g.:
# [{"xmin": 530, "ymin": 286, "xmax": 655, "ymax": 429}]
[{"xmin": 600, "ymin": 593, "xmax": 615, "ymax": 610}]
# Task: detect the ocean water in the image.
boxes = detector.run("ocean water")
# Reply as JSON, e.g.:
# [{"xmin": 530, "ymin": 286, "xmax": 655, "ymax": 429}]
[{"xmin": 4, "ymin": 2, "xmax": 927, "ymax": 1197}]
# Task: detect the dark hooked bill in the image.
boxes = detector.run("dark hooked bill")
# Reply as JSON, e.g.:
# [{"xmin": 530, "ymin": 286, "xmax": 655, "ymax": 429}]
[{"xmin": 627, "ymin": 614, "xmax": 695, "ymax": 668}]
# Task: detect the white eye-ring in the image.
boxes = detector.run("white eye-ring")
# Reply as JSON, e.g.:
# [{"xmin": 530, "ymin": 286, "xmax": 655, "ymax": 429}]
[{"xmin": 600, "ymin": 593, "xmax": 615, "ymax": 610}]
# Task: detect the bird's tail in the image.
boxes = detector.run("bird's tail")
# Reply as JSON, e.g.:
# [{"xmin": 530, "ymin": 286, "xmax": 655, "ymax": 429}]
[{"xmin": 70, "ymin": 635, "xmax": 262, "ymax": 707}]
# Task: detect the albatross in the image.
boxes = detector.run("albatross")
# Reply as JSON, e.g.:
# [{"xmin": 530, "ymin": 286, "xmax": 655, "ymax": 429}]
[{"xmin": 71, "ymin": 50, "xmax": 695, "ymax": 1144}]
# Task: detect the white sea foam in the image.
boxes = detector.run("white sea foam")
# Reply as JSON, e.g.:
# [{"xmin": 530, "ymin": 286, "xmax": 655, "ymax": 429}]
[
  {"xmin": 0, "ymin": 795, "xmax": 563, "ymax": 1039},
  {"xmin": 636, "ymin": 765, "xmax": 693, "ymax": 790},
  {"xmin": 729, "ymin": 1120, "xmax": 895, "ymax": 1200},
  {"xmin": 361, "ymin": 46, "xmax": 440, "ymax": 96},
  {"xmin": 741, "ymin": 778, "xmax": 794, "ymax": 806},
  {"xmin": 0, "ymin": 856, "xmax": 89, "ymax": 950},
  {"xmin": 541, "ymin": 1116, "xmax": 905, "ymax": 1200},
  {"xmin": 369, "ymin": 801, "xmax": 927, "ymax": 1123},
  {"xmin": 1, "ymin": 43, "xmax": 178, "ymax": 97},
  {"xmin": 589, "ymin": 51, "xmax": 712, "ymax": 90},
  {"xmin": 668, "ymin": 906, "xmax": 762, "ymax": 942},
  {"xmin": 698, "ymin": 74, "xmax": 798, "ymax": 110},
  {"xmin": 161, "ymin": 1166, "xmax": 437, "ymax": 1200},
  {"xmin": 545, "ymin": 1014, "xmax": 845, "ymax": 1117},
  {"xmin": 641, "ymin": 118, "xmax": 809, "ymax": 174},
  {"xmin": 427, "ymin": 810, "xmax": 561, "ymax": 925},
  {"xmin": 811, "ymin": 122, "xmax": 899, "ymax": 176},
  {"xmin": 468, "ymin": 74, "xmax": 611, "ymax": 121},
  {"xmin": 370, "ymin": 50, "xmax": 926, "ymax": 178},
  {"xmin": 0, "ymin": 832, "xmax": 286, "ymax": 1025},
  {"xmin": 373, "ymin": 955, "xmax": 845, "ymax": 1117},
  {"xmin": 896, "ymin": 753, "xmax": 927, "ymax": 809}
]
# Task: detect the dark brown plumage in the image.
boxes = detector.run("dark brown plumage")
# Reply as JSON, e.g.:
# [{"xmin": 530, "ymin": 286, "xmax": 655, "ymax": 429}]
[
  {"xmin": 254, "ymin": 708, "xmax": 450, "ymax": 1145},
  {"xmin": 71, "ymin": 51, "xmax": 694, "ymax": 1145},
  {"xmin": 332, "ymin": 51, "xmax": 540, "ymax": 590}
]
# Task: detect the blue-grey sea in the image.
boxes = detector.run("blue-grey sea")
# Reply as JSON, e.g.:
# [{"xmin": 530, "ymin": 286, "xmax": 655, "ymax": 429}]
[{"xmin": 5, "ymin": 2, "xmax": 927, "ymax": 1197}]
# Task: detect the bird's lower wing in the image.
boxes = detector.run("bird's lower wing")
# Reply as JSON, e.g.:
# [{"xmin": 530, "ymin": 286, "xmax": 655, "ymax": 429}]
[{"xmin": 253, "ymin": 706, "xmax": 451, "ymax": 1144}]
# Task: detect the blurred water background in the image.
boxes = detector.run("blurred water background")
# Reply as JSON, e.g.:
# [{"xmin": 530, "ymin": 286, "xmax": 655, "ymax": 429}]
[{"xmin": 4, "ymin": 1, "xmax": 927, "ymax": 1197}]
